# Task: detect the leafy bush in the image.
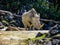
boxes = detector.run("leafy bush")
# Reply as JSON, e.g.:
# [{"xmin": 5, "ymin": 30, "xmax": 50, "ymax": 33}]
[{"xmin": 0, "ymin": 0, "xmax": 60, "ymax": 20}]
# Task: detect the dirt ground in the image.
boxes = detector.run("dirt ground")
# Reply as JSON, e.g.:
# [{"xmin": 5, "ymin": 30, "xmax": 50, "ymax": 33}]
[{"xmin": 0, "ymin": 31, "xmax": 49, "ymax": 45}]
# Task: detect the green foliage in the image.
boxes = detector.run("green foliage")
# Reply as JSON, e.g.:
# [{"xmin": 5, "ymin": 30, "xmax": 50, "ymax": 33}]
[
  {"xmin": 31, "ymin": 34, "xmax": 46, "ymax": 41},
  {"xmin": 0, "ymin": 0, "xmax": 60, "ymax": 20}
]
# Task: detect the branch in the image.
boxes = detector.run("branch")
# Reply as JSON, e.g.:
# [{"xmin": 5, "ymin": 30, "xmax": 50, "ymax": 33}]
[
  {"xmin": 49, "ymin": 24, "xmax": 58, "ymax": 30},
  {"xmin": 0, "ymin": 10, "xmax": 13, "ymax": 15},
  {"xmin": 0, "ymin": 27, "xmax": 8, "ymax": 31},
  {"xmin": 7, "ymin": 26, "xmax": 20, "ymax": 31},
  {"xmin": 40, "ymin": 19, "xmax": 60, "ymax": 24}
]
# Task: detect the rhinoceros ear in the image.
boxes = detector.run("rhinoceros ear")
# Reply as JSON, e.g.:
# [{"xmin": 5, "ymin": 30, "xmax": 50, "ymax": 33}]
[
  {"xmin": 31, "ymin": 8, "xmax": 35, "ymax": 10},
  {"xmin": 31, "ymin": 8, "xmax": 37, "ymax": 13}
]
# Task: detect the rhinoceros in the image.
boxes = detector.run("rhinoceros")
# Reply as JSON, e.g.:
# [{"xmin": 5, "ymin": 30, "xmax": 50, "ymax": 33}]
[{"xmin": 22, "ymin": 8, "xmax": 44, "ymax": 30}]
